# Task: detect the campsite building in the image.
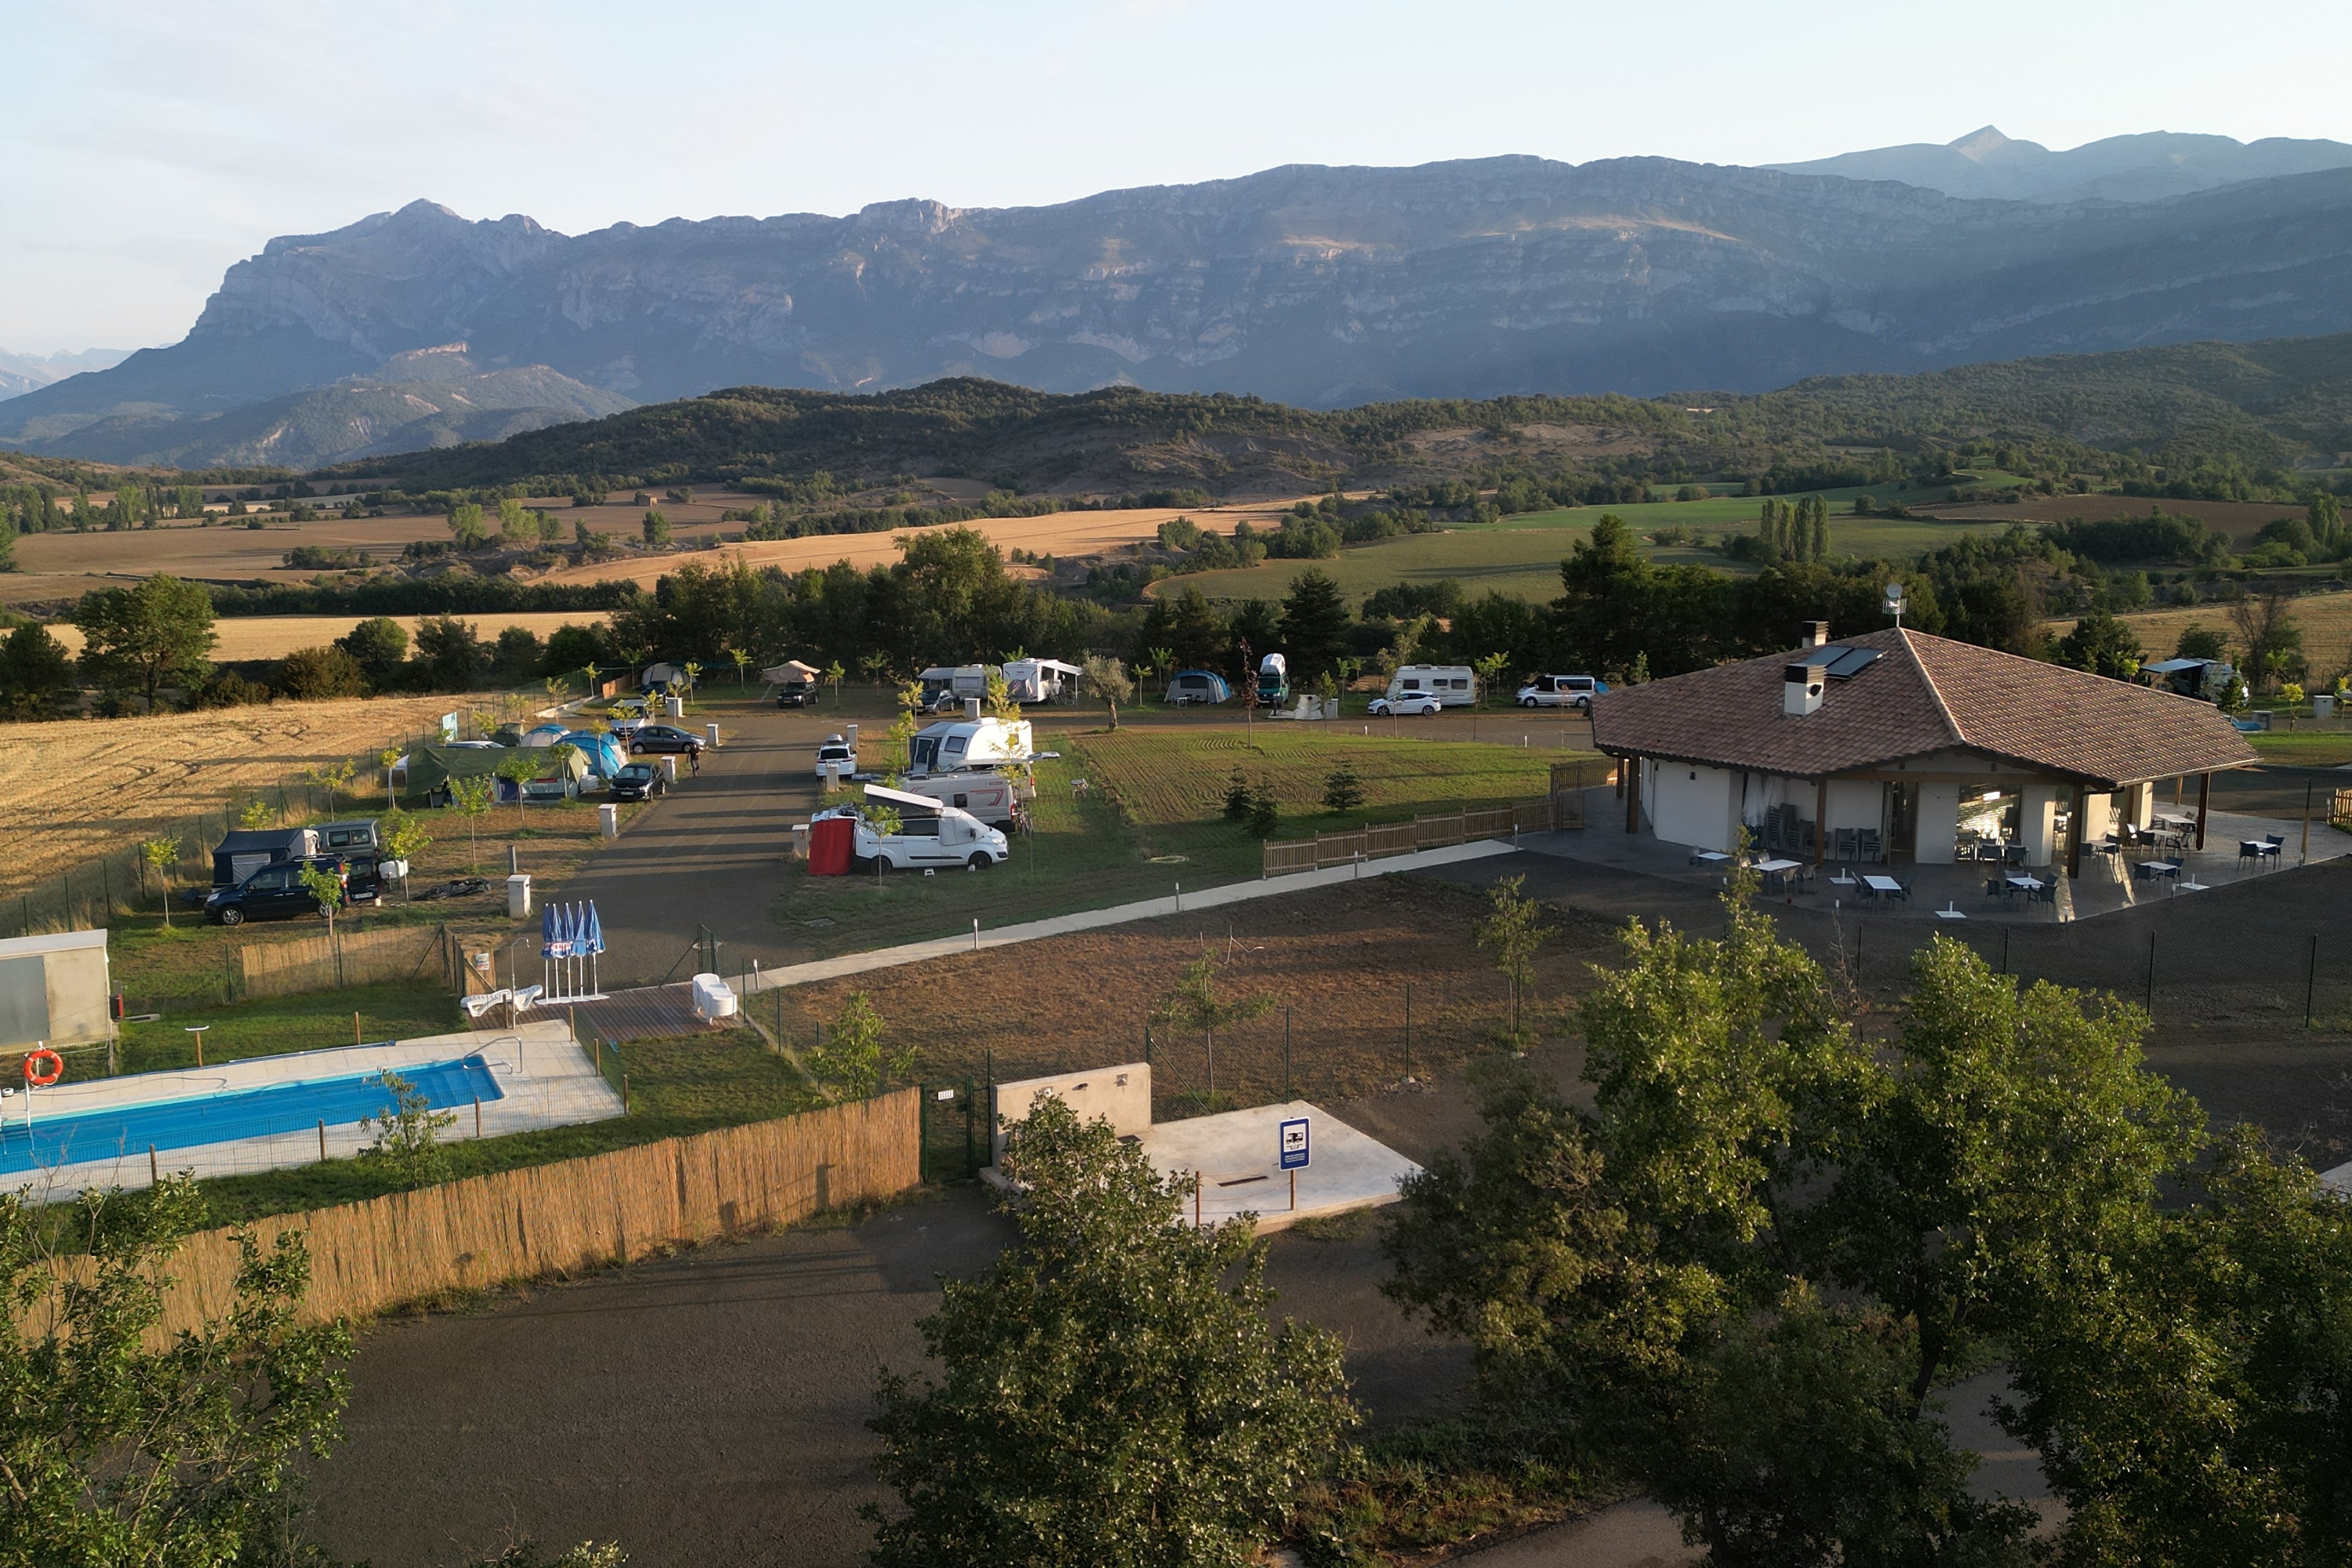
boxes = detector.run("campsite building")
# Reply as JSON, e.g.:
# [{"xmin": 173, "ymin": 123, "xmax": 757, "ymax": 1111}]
[{"xmin": 1588, "ymin": 626, "xmax": 2259, "ymax": 877}]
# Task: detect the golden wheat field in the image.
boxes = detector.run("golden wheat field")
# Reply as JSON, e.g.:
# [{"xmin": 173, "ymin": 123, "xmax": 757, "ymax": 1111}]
[
  {"xmin": 38, "ymin": 612, "xmax": 606, "ymax": 662},
  {"xmin": 0, "ymin": 695, "xmax": 481, "ymax": 894},
  {"xmin": 2066, "ymin": 589, "xmax": 2352, "ymax": 673}
]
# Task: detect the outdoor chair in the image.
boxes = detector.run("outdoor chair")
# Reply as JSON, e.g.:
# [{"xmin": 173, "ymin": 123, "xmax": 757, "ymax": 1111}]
[
  {"xmin": 1857, "ymin": 829, "xmax": 1882, "ymax": 862},
  {"xmin": 2238, "ymin": 840, "xmax": 2261, "ymax": 869},
  {"xmin": 2261, "ymin": 834, "xmax": 2285, "ymax": 864},
  {"xmin": 1896, "ymin": 877, "xmax": 1914, "ymax": 902},
  {"xmin": 1834, "ymin": 828, "xmax": 1857, "ymax": 862},
  {"xmin": 2026, "ymin": 884, "xmax": 2056, "ymax": 908},
  {"xmin": 1984, "ymin": 877, "xmax": 2015, "ymax": 901}
]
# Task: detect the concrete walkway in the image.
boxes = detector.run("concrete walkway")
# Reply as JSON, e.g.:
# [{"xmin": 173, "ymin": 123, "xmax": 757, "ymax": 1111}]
[{"xmin": 732, "ymin": 840, "xmax": 1520, "ymax": 996}]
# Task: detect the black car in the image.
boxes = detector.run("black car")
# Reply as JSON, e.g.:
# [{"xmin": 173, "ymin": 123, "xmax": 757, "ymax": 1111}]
[
  {"xmin": 775, "ymin": 682, "xmax": 814, "ymax": 708},
  {"xmin": 609, "ymin": 761, "xmax": 668, "ymax": 801},
  {"xmin": 204, "ymin": 855, "xmax": 378, "ymax": 926},
  {"xmin": 628, "ymin": 724, "xmax": 705, "ymax": 757}
]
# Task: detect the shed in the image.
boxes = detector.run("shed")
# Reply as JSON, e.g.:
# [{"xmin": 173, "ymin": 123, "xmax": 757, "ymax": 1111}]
[
  {"xmin": 211, "ymin": 828, "xmax": 318, "ymax": 889},
  {"xmin": 0, "ymin": 928, "xmax": 111, "ymax": 1053}
]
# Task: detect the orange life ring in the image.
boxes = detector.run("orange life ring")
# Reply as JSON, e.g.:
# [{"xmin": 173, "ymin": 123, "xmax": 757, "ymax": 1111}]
[{"xmin": 23, "ymin": 1048, "xmax": 63, "ymax": 1087}]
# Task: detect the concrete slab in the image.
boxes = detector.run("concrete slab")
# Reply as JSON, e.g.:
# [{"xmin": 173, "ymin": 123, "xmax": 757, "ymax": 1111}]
[
  {"xmin": 5, "ymin": 1022, "xmax": 624, "ymax": 1201},
  {"xmin": 1142, "ymin": 1101, "xmax": 1421, "ymax": 1232}
]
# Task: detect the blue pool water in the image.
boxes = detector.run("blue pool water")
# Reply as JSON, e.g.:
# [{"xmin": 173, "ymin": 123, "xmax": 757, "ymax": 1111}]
[{"xmin": 0, "ymin": 1055, "xmax": 504, "ymax": 1176}]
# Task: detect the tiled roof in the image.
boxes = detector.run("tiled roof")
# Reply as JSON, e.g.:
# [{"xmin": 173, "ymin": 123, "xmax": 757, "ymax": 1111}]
[{"xmin": 1588, "ymin": 627, "xmax": 2258, "ymax": 788}]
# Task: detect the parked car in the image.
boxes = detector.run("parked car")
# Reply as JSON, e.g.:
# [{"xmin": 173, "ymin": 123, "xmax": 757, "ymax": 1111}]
[
  {"xmin": 608, "ymin": 761, "xmax": 667, "ymax": 802},
  {"xmin": 815, "ymin": 735, "xmax": 858, "ymax": 778},
  {"xmin": 775, "ymin": 679, "xmax": 815, "ymax": 708},
  {"xmin": 628, "ymin": 724, "xmax": 704, "ymax": 757},
  {"xmin": 204, "ymin": 855, "xmax": 379, "ymax": 926},
  {"xmin": 1515, "ymin": 673, "xmax": 1608, "ymax": 711},
  {"xmin": 1368, "ymin": 691, "xmax": 1444, "ymax": 717}
]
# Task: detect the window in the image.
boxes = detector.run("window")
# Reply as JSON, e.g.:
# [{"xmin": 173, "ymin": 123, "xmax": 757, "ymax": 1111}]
[{"xmin": 1402, "ymin": 679, "xmax": 1421, "ymax": 691}]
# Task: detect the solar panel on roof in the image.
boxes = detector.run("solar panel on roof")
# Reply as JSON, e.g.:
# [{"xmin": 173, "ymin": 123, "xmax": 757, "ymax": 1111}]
[{"xmin": 1821, "ymin": 646, "xmax": 1883, "ymax": 681}]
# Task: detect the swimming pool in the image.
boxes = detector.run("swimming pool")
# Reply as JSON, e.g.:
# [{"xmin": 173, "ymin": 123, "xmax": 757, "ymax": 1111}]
[{"xmin": 0, "ymin": 1055, "xmax": 504, "ymax": 1177}]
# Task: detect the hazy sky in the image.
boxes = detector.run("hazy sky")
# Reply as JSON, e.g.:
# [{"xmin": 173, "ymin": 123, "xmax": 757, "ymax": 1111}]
[{"xmin": 5, "ymin": 0, "xmax": 2347, "ymax": 353}]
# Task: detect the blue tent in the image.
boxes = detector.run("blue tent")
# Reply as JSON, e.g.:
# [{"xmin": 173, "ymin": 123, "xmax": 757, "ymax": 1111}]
[
  {"xmin": 559, "ymin": 731, "xmax": 627, "ymax": 779},
  {"xmin": 1164, "ymin": 670, "xmax": 1232, "ymax": 705}
]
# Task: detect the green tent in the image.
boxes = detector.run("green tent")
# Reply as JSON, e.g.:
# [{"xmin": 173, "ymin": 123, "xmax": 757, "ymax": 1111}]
[{"xmin": 397, "ymin": 745, "xmax": 588, "ymax": 804}]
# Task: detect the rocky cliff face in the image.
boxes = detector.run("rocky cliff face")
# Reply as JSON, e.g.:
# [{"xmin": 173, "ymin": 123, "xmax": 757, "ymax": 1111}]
[{"xmin": 12, "ymin": 154, "xmax": 2352, "ymax": 452}]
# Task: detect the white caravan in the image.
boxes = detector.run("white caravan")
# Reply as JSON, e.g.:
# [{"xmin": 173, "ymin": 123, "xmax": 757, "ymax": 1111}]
[
  {"xmin": 1385, "ymin": 664, "xmax": 1478, "ymax": 707},
  {"xmin": 819, "ymin": 784, "xmax": 1010, "ymax": 871},
  {"xmin": 908, "ymin": 717, "xmax": 1033, "ymax": 775}
]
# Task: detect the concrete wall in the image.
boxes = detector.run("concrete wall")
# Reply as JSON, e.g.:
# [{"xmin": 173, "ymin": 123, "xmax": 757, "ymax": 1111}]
[
  {"xmin": 2020, "ymin": 786, "xmax": 2063, "ymax": 866},
  {"xmin": 992, "ymin": 1062, "xmax": 1152, "ymax": 1163},
  {"xmin": 2079, "ymin": 791, "xmax": 2113, "ymax": 846},
  {"xmin": 1650, "ymin": 764, "xmax": 1738, "ymax": 854},
  {"xmin": 1915, "ymin": 782, "xmax": 1961, "ymax": 864}
]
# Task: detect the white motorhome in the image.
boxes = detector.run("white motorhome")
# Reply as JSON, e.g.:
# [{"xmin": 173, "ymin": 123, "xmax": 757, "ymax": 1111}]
[
  {"xmin": 819, "ymin": 785, "xmax": 1010, "ymax": 871},
  {"xmin": 916, "ymin": 664, "xmax": 996, "ymax": 712},
  {"xmin": 887, "ymin": 771, "xmax": 1021, "ymax": 828},
  {"xmin": 908, "ymin": 717, "xmax": 1033, "ymax": 775},
  {"xmin": 1386, "ymin": 664, "xmax": 1478, "ymax": 707},
  {"xmin": 1254, "ymin": 652, "xmax": 1289, "ymax": 706},
  {"xmin": 1002, "ymin": 658, "xmax": 1082, "ymax": 704}
]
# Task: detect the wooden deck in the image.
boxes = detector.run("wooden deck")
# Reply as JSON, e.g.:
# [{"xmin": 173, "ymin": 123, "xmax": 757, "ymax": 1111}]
[{"xmin": 561, "ymin": 983, "xmax": 722, "ymax": 1044}]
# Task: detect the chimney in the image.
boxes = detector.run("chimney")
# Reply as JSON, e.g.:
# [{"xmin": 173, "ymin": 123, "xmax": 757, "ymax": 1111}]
[
  {"xmin": 1806, "ymin": 621, "xmax": 1831, "ymax": 648},
  {"xmin": 1784, "ymin": 661, "xmax": 1827, "ymax": 717}
]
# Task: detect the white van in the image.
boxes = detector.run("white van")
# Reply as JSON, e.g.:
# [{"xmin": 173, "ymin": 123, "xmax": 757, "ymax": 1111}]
[{"xmin": 1386, "ymin": 664, "xmax": 1478, "ymax": 707}]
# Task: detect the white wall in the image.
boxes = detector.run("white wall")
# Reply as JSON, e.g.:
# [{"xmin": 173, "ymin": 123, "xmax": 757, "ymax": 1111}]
[
  {"xmin": 1915, "ymin": 782, "xmax": 1960, "ymax": 864},
  {"xmin": 1825, "ymin": 780, "xmax": 1886, "ymax": 837},
  {"xmin": 1650, "ymin": 764, "xmax": 1738, "ymax": 854},
  {"xmin": 992, "ymin": 1062, "xmax": 1152, "ymax": 1164},
  {"xmin": 2020, "ymin": 785, "xmax": 2063, "ymax": 867},
  {"xmin": 2079, "ymin": 791, "xmax": 2113, "ymax": 846}
]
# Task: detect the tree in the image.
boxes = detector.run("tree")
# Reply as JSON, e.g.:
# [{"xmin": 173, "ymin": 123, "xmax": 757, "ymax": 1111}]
[
  {"xmin": 1279, "ymin": 568, "xmax": 1352, "ymax": 684},
  {"xmin": 823, "ymin": 659, "xmax": 845, "ymax": 702},
  {"xmin": 2228, "ymin": 584, "xmax": 2303, "ymax": 691},
  {"xmin": 1082, "ymin": 654, "xmax": 1133, "ymax": 729},
  {"xmin": 641, "ymin": 508, "xmax": 671, "ymax": 548},
  {"xmin": 1322, "ymin": 759, "xmax": 1365, "ymax": 814},
  {"xmin": 1471, "ymin": 652, "xmax": 1508, "ymax": 710},
  {"xmin": 275, "ymin": 644, "xmax": 369, "ymax": 700},
  {"xmin": 2172, "ymin": 623, "xmax": 2227, "ymax": 662},
  {"xmin": 448, "ymin": 775, "xmax": 493, "ymax": 869},
  {"xmin": 140, "ymin": 836, "xmax": 178, "ymax": 925},
  {"xmin": 447, "ymin": 503, "xmax": 488, "ymax": 549},
  {"xmin": 337, "ymin": 615, "xmax": 410, "ymax": 686},
  {"xmin": 496, "ymin": 749, "xmax": 548, "ymax": 826},
  {"xmin": 806, "ymin": 993, "xmax": 915, "ymax": 1102},
  {"xmin": 74, "ymin": 574, "xmax": 216, "ymax": 711},
  {"xmin": 380, "ymin": 804, "xmax": 430, "ymax": 904},
  {"xmin": 1222, "ymin": 767, "xmax": 1253, "ymax": 823},
  {"xmin": 0, "ymin": 1179, "xmax": 351, "ymax": 1566},
  {"xmin": 298, "ymin": 859, "xmax": 347, "ymax": 946},
  {"xmin": 358, "ymin": 1069, "xmax": 456, "ymax": 1189},
  {"xmin": 0, "ymin": 622, "xmax": 78, "ymax": 720},
  {"xmin": 866, "ymin": 1094, "xmax": 1356, "ymax": 1566},
  {"xmin": 984, "ymin": 668, "xmax": 1020, "ymax": 720},
  {"xmin": 2053, "ymin": 608, "xmax": 2145, "ymax": 680},
  {"xmin": 414, "ymin": 614, "xmax": 486, "ymax": 690},
  {"xmin": 1246, "ymin": 776, "xmax": 1280, "ymax": 838},
  {"xmin": 1473, "ymin": 873, "xmax": 1549, "ymax": 1045},
  {"xmin": 728, "ymin": 647, "xmax": 752, "ymax": 688},
  {"xmin": 1155, "ymin": 949, "xmax": 1275, "ymax": 1099}
]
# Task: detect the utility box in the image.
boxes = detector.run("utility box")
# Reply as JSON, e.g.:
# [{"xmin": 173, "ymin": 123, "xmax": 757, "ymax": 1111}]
[
  {"xmin": 792, "ymin": 822, "xmax": 811, "ymax": 859},
  {"xmin": 705, "ymin": 723, "xmax": 720, "ymax": 750},
  {"xmin": 599, "ymin": 804, "xmax": 619, "ymax": 838},
  {"xmin": 665, "ymin": 696, "xmax": 684, "ymax": 718},
  {"xmin": 662, "ymin": 756, "xmax": 678, "ymax": 782},
  {"xmin": 506, "ymin": 874, "xmax": 532, "ymax": 918}
]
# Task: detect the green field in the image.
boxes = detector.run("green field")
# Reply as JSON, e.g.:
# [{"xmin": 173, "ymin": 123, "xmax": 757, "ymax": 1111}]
[
  {"xmin": 779, "ymin": 724, "xmax": 1595, "ymax": 955},
  {"xmin": 1174, "ymin": 488, "xmax": 2022, "ymax": 606}
]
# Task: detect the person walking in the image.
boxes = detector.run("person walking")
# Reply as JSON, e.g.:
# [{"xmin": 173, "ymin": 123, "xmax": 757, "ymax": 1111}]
[{"xmin": 688, "ymin": 745, "xmax": 702, "ymax": 776}]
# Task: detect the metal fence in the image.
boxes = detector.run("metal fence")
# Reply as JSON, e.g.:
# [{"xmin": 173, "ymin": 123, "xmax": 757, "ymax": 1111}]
[{"xmin": 1261, "ymin": 800, "xmax": 1554, "ymax": 877}]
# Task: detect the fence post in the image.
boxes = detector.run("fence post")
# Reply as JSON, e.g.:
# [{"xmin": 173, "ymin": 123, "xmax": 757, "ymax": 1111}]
[
  {"xmin": 2307, "ymin": 934, "xmax": 2319, "ymax": 1030},
  {"xmin": 1404, "ymin": 982, "xmax": 1413, "ymax": 1079},
  {"xmin": 1283, "ymin": 1007, "xmax": 1291, "ymax": 1099},
  {"xmin": 2144, "ymin": 931, "xmax": 2156, "ymax": 1021}
]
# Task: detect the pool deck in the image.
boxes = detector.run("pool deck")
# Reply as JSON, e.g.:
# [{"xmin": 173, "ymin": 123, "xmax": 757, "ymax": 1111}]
[{"xmin": 5, "ymin": 1022, "xmax": 624, "ymax": 1201}]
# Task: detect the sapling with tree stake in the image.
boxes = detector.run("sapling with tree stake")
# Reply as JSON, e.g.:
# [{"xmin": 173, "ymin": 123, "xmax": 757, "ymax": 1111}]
[
  {"xmin": 140, "ymin": 837, "xmax": 177, "ymax": 926},
  {"xmin": 448, "ymin": 775, "xmax": 492, "ymax": 870},
  {"xmin": 358, "ymin": 1069, "xmax": 456, "ymax": 1189},
  {"xmin": 1156, "ymin": 949, "xmax": 1276, "ymax": 1102},
  {"xmin": 1474, "ymin": 873, "xmax": 1552, "ymax": 1048}
]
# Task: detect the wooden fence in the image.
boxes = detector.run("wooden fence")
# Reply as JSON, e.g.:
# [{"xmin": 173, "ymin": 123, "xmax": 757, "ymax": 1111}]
[
  {"xmin": 1261, "ymin": 800, "xmax": 1554, "ymax": 877},
  {"xmin": 238, "ymin": 922, "xmax": 448, "ymax": 997},
  {"xmin": 38, "ymin": 1090, "xmax": 918, "ymax": 1341}
]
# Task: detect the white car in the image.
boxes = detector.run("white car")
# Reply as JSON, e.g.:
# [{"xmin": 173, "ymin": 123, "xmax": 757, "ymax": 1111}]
[
  {"xmin": 1368, "ymin": 691, "xmax": 1444, "ymax": 717},
  {"xmin": 815, "ymin": 735, "xmax": 858, "ymax": 778}
]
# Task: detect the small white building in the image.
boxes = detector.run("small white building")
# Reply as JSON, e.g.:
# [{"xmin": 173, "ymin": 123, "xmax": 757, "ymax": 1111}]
[
  {"xmin": 1590, "ymin": 626, "xmax": 2259, "ymax": 877},
  {"xmin": 0, "ymin": 929, "xmax": 114, "ymax": 1054}
]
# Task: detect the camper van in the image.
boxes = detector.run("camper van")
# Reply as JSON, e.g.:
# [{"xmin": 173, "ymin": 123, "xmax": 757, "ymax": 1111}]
[
  {"xmin": 1254, "ymin": 652, "xmax": 1290, "ymax": 707},
  {"xmin": 809, "ymin": 786, "xmax": 1010, "ymax": 873},
  {"xmin": 1386, "ymin": 664, "xmax": 1478, "ymax": 707},
  {"xmin": 1515, "ymin": 673, "xmax": 1607, "ymax": 711},
  {"xmin": 1002, "ymin": 658, "xmax": 1081, "ymax": 705},
  {"xmin": 908, "ymin": 717, "xmax": 1033, "ymax": 775}
]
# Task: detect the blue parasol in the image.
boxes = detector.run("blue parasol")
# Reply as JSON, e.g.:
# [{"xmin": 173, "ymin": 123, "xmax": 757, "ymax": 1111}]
[
  {"xmin": 539, "ymin": 901, "xmax": 559, "ymax": 960},
  {"xmin": 583, "ymin": 901, "xmax": 606, "ymax": 955}
]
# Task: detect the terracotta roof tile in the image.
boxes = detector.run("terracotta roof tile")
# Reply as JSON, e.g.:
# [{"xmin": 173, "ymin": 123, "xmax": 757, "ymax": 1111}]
[{"xmin": 1589, "ymin": 628, "xmax": 2256, "ymax": 788}]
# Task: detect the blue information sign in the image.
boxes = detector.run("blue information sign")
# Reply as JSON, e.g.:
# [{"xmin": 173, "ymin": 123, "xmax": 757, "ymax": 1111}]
[{"xmin": 1279, "ymin": 1116, "xmax": 1310, "ymax": 1171}]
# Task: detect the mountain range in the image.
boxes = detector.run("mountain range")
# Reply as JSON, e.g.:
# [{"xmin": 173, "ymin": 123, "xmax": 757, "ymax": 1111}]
[
  {"xmin": 8, "ymin": 128, "xmax": 2352, "ymax": 470},
  {"xmin": 0, "ymin": 347, "xmax": 132, "ymax": 402}
]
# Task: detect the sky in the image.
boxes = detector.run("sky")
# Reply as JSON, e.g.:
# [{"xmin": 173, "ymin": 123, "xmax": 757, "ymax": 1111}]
[{"xmin": 5, "ymin": 0, "xmax": 2348, "ymax": 354}]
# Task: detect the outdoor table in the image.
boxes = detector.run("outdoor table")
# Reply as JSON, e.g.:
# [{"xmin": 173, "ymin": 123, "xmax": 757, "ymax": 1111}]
[
  {"xmin": 1753, "ymin": 857, "xmax": 1803, "ymax": 892},
  {"xmin": 1862, "ymin": 874, "xmax": 1903, "ymax": 899},
  {"xmin": 1690, "ymin": 850, "xmax": 1732, "ymax": 866},
  {"xmin": 2005, "ymin": 875, "xmax": 2044, "ymax": 890},
  {"xmin": 2134, "ymin": 860, "xmax": 2180, "ymax": 881}
]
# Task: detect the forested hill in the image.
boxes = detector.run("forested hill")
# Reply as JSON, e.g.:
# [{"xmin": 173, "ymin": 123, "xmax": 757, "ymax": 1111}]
[{"xmin": 329, "ymin": 332, "xmax": 2352, "ymax": 499}]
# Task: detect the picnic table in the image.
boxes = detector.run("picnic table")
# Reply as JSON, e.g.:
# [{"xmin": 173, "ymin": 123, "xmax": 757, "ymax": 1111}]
[
  {"xmin": 1690, "ymin": 849, "xmax": 1733, "ymax": 866},
  {"xmin": 2005, "ymin": 874, "xmax": 2044, "ymax": 891},
  {"xmin": 2134, "ymin": 860, "xmax": 2180, "ymax": 882},
  {"xmin": 1753, "ymin": 856, "xmax": 1805, "ymax": 891},
  {"xmin": 1861, "ymin": 873, "xmax": 1905, "ymax": 902}
]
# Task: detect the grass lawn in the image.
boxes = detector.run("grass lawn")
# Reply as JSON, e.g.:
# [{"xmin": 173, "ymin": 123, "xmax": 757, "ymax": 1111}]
[
  {"xmin": 183, "ymin": 1028, "xmax": 822, "ymax": 1228},
  {"xmin": 2249, "ymin": 730, "xmax": 2352, "ymax": 768},
  {"xmin": 107, "ymin": 981, "xmax": 461, "ymax": 1076},
  {"xmin": 1172, "ymin": 490, "xmax": 2024, "ymax": 607},
  {"xmin": 775, "ymin": 724, "xmax": 1593, "ymax": 956}
]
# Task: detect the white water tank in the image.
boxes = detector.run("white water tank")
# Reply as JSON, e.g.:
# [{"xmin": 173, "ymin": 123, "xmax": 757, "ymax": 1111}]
[{"xmin": 691, "ymin": 972, "xmax": 738, "ymax": 1021}]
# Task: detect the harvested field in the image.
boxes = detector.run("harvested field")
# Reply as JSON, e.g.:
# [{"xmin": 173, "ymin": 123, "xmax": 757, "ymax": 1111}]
[
  {"xmin": 39, "ymin": 611, "xmax": 606, "ymax": 662},
  {"xmin": 1920, "ymin": 493, "xmax": 2307, "ymax": 543},
  {"xmin": 2095, "ymin": 588, "xmax": 2352, "ymax": 672},
  {"xmin": 0, "ymin": 695, "xmax": 488, "ymax": 895},
  {"xmin": 768, "ymin": 876, "xmax": 1607, "ymax": 1118},
  {"xmin": 534, "ymin": 498, "xmax": 1316, "ymax": 591},
  {"xmin": 2, "ymin": 514, "xmax": 456, "ymax": 605}
]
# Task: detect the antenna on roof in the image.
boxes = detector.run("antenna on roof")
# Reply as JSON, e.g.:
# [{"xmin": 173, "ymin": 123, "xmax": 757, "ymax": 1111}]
[{"xmin": 1884, "ymin": 580, "xmax": 1906, "ymax": 628}]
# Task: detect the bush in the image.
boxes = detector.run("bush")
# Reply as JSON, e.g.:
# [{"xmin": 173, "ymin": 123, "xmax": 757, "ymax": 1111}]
[
  {"xmin": 183, "ymin": 668, "xmax": 272, "ymax": 710},
  {"xmin": 274, "ymin": 645, "xmax": 371, "ymax": 700}
]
